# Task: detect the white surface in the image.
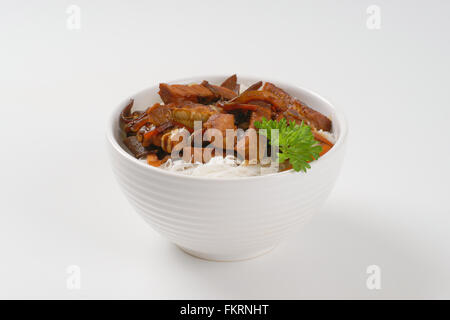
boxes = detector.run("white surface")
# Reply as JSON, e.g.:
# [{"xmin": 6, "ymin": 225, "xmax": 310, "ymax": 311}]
[
  {"xmin": 0, "ymin": 0, "xmax": 449, "ymax": 299},
  {"xmin": 107, "ymin": 75, "xmax": 347, "ymax": 261}
]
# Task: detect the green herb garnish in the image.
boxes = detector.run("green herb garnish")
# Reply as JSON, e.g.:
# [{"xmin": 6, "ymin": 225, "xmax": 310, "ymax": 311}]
[{"xmin": 254, "ymin": 118, "xmax": 322, "ymax": 172}]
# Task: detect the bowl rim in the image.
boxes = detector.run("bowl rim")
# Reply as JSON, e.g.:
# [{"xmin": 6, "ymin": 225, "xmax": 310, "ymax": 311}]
[{"xmin": 106, "ymin": 74, "xmax": 348, "ymax": 181}]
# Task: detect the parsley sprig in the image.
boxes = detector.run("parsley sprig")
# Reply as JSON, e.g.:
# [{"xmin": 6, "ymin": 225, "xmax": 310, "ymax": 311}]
[{"xmin": 254, "ymin": 118, "xmax": 322, "ymax": 172}]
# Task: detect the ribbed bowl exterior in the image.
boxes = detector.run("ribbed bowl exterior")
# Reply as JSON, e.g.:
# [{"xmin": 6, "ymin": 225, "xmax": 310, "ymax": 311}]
[{"xmin": 107, "ymin": 76, "xmax": 348, "ymax": 261}]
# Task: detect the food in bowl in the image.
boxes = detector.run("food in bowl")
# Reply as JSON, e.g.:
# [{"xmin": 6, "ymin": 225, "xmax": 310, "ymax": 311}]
[
  {"xmin": 119, "ymin": 74, "xmax": 335, "ymax": 178},
  {"xmin": 108, "ymin": 75, "xmax": 347, "ymax": 261}
]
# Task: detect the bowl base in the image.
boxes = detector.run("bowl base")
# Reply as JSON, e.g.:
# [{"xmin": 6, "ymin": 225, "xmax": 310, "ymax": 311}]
[{"xmin": 177, "ymin": 245, "xmax": 277, "ymax": 262}]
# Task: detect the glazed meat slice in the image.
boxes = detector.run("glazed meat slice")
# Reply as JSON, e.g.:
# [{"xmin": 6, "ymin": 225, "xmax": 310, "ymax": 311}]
[
  {"xmin": 231, "ymin": 89, "xmax": 288, "ymax": 112},
  {"xmin": 160, "ymin": 127, "xmax": 190, "ymax": 153},
  {"xmin": 141, "ymin": 121, "xmax": 175, "ymax": 147},
  {"xmin": 204, "ymin": 113, "xmax": 235, "ymax": 132},
  {"xmin": 249, "ymin": 104, "xmax": 272, "ymax": 128},
  {"xmin": 159, "ymin": 83, "xmax": 236, "ymax": 105},
  {"xmin": 235, "ymin": 128, "xmax": 265, "ymax": 162},
  {"xmin": 146, "ymin": 103, "xmax": 173, "ymax": 126},
  {"xmin": 172, "ymin": 104, "xmax": 218, "ymax": 129},
  {"xmin": 123, "ymin": 111, "xmax": 149, "ymax": 134},
  {"xmin": 123, "ymin": 136, "xmax": 149, "ymax": 158},
  {"xmin": 159, "ymin": 83, "xmax": 214, "ymax": 104},
  {"xmin": 276, "ymin": 108, "xmax": 309, "ymax": 126},
  {"xmin": 201, "ymin": 81, "xmax": 237, "ymax": 101},
  {"xmin": 220, "ymin": 74, "xmax": 240, "ymax": 95},
  {"xmin": 242, "ymin": 81, "xmax": 263, "ymax": 94},
  {"xmin": 204, "ymin": 113, "xmax": 236, "ymax": 150},
  {"xmin": 262, "ymin": 82, "xmax": 292, "ymax": 102},
  {"xmin": 296, "ymin": 101, "xmax": 332, "ymax": 132},
  {"xmin": 210, "ymin": 84, "xmax": 236, "ymax": 100},
  {"xmin": 263, "ymin": 82, "xmax": 332, "ymax": 131},
  {"xmin": 120, "ymin": 99, "xmax": 136, "ymax": 127}
]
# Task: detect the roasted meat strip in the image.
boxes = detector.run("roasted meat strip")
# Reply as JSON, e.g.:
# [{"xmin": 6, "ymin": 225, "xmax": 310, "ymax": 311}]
[
  {"xmin": 159, "ymin": 83, "xmax": 237, "ymax": 105},
  {"xmin": 203, "ymin": 113, "xmax": 236, "ymax": 150},
  {"xmin": 263, "ymin": 82, "xmax": 332, "ymax": 131},
  {"xmin": 123, "ymin": 136, "xmax": 149, "ymax": 158},
  {"xmin": 220, "ymin": 74, "xmax": 240, "ymax": 95},
  {"xmin": 171, "ymin": 104, "xmax": 218, "ymax": 129}
]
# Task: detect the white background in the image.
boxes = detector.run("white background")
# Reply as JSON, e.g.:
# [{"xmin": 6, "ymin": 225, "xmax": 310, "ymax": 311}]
[{"xmin": 1, "ymin": 0, "xmax": 449, "ymax": 299}]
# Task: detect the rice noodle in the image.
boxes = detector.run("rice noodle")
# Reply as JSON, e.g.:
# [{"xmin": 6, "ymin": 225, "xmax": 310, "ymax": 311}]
[
  {"xmin": 317, "ymin": 129, "xmax": 336, "ymax": 144},
  {"xmin": 161, "ymin": 155, "xmax": 280, "ymax": 178},
  {"xmin": 159, "ymin": 130, "xmax": 336, "ymax": 177}
]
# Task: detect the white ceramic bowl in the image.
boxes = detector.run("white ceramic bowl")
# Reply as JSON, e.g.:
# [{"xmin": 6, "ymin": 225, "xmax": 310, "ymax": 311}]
[{"xmin": 107, "ymin": 75, "xmax": 348, "ymax": 261}]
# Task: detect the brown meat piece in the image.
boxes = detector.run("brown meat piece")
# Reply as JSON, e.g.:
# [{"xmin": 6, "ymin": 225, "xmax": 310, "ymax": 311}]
[
  {"xmin": 207, "ymin": 84, "xmax": 236, "ymax": 100},
  {"xmin": 232, "ymin": 90, "xmax": 288, "ymax": 112},
  {"xmin": 204, "ymin": 113, "xmax": 236, "ymax": 150},
  {"xmin": 227, "ymin": 81, "xmax": 263, "ymax": 103},
  {"xmin": 160, "ymin": 127, "xmax": 190, "ymax": 153},
  {"xmin": 276, "ymin": 108, "xmax": 309, "ymax": 125},
  {"xmin": 146, "ymin": 103, "xmax": 173, "ymax": 126},
  {"xmin": 141, "ymin": 121, "xmax": 175, "ymax": 147},
  {"xmin": 159, "ymin": 83, "xmax": 236, "ymax": 104},
  {"xmin": 201, "ymin": 81, "xmax": 237, "ymax": 101},
  {"xmin": 296, "ymin": 101, "xmax": 332, "ymax": 132},
  {"xmin": 204, "ymin": 113, "xmax": 235, "ymax": 132},
  {"xmin": 123, "ymin": 112, "xmax": 149, "ymax": 134},
  {"xmin": 262, "ymin": 82, "xmax": 292, "ymax": 102},
  {"xmin": 249, "ymin": 105, "xmax": 272, "ymax": 128},
  {"xmin": 172, "ymin": 104, "xmax": 217, "ymax": 129},
  {"xmin": 243, "ymin": 81, "xmax": 263, "ymax": 93},
  {"xmin": 220, "ymin": 74, "xmax": 240, "ymax": 95},
  {"xmin": 235, "ymin": 128, "xmax": 264, "ymax": 162},
  {"xmin": 159, "ymin": 83, "xmax": 214, "ymax": 104},
  {"xmin": 119, "ymin": 99, "xmax": 135, "ymax": 127},
  {"xmin": 263, "ymin": 82, "xmax": 332, "ymax": 131},
  {"xmin": 123, "ymin": 136, "xmax": 149, "ymax": 158}
]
